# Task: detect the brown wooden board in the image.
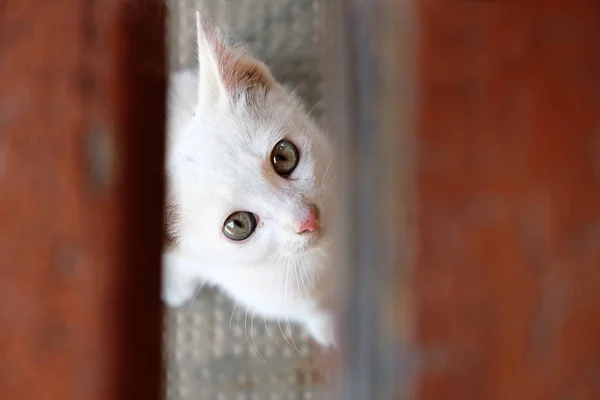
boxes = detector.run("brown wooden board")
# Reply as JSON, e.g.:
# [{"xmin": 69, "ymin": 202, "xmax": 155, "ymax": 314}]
[
  {"xmin": 414, "ymin": 0, "xmax": 600, "ymax": 398},
  {"xmin": 0, "ymin": 1, "xmax": 166, "ymax": 399}
]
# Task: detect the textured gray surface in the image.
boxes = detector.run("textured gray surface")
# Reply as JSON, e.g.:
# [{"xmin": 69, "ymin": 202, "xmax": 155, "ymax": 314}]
[{"xmin": 164, "ymin": 1, "xmax": 335, "ymax": 399}]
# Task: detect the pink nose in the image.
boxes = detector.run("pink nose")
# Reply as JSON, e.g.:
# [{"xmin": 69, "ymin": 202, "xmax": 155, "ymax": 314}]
[{"xmin": 297, "ymin": 207, "xmax": 320, "ymax": 233}]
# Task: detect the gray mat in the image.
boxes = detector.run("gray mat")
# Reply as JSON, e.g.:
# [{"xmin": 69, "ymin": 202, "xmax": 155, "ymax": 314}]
[{"xmin": 164, "ymin": 1, "xmax": 335, "ymax": 399}]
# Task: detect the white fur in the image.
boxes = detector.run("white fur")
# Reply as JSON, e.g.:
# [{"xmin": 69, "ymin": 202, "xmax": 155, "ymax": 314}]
[{"xmin": 162, "ymin": 15, "xmax": 336, "ymax": 348}]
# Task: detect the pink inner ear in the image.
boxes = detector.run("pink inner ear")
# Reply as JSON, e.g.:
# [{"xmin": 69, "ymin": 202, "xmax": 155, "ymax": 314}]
[
  {"xmin": 202, "ymin": 24, "xmax": 231, "ymax": 64},
  {"xmin": 227, "ymin": 60, "xmax": 274, "ymax": 93},
  {"xmin": 203, "ymin": 24, "xmax": 274, "ymax": 95}
]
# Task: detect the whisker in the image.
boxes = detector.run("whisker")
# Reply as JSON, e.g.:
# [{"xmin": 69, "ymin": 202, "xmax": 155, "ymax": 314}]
[
  {"xmin": 320, "ymin": 159, "xmax": 332, "ymax": 187},
  {"xmin": 285, "ymin": 318, "xmax": 301, "ymax": 355},
  {"xmin": 250, "ymin": 313, "xmax": 266, "ymax": 362},
  {"xmin": 306, "ymin": 134, "xmax": 316, "ymax": 150},
  {"xmin": 244, "ymin": 308, "xmax": 251, "ymax": 349},
  {"xmin": 307, "ymin": 99, "xmax": 322, "ymax": 116},
  {"xmin": 293, "ymin": 261, "xmax": 304, "ymax": 302},
  {"xmin": 229, "ymin": 300, "xmax": 239, "ymax": 331},
  {"xmin": 278, "ymin": 317, "xmax": 299, "ymax": 353},
  {"xmin": 263, "ymin": 317, "xmax": 281, "ymax": 348},
  {"xmin": 298, "ymin": 260, "xmax": 313, "ymax": 302},
  {"xmin": 284, "ymin": 260, "xmax": 291, "ymax": 304},
  {"xmin": 186, "ymin": 280, "xmax": 206, "ymax": 310}
]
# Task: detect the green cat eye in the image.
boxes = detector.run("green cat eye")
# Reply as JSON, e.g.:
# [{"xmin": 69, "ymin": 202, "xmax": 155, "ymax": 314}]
[
  {"xmin": 271, "ymin": 139, "xmax": 299, "ymax": 177},
  {"xmin": 223, "ymin": 211, "xmax": 257, "ymax": 241}
]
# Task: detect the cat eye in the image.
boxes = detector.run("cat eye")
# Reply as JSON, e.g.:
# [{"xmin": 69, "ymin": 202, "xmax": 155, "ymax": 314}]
[
  {"xmin": 271, "ymin": 139, "xmax": 299, "ymax": 177},
  {"xmin": 223, "ymin": 211, "xmax": 257, "ymax": 241}
]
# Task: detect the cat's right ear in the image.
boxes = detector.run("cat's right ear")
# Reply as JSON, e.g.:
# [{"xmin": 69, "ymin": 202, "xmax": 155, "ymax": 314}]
[{"xmin": 195, "ymin": 12, "xmax": 276, "ymax": 107}]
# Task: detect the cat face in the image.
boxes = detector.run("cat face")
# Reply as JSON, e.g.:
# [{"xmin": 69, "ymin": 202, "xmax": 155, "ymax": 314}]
[
  {"xmin": 167, "ymin": 18, "xmax": 334, "ymax": 270},
  {"xmin": 171, "ymin": 92, "xmax": 333, "ymax": 265}
]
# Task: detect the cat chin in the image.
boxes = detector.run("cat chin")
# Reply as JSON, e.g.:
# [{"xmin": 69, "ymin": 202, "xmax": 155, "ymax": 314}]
[{"xmin": 162, "ymin": 248, "xmax": 337, "ymax": 347}]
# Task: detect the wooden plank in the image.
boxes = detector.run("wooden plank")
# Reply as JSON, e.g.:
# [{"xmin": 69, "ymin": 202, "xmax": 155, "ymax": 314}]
[
  {"xmin": 333, "ymin": 0, "xmax": 415, "ymax": 398},
  {"xmin": 415, "ymin": 0, "xmax": 600, "ymax": 398},
  {"xmin": 0, "ymin": 1, "xmax": 165, "ymax": 399}
]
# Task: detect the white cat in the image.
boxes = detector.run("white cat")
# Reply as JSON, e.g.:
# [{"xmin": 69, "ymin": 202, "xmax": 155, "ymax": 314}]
[{"xmin": 162, "ymin": 13, "xmax": 337, "ymax": 348}]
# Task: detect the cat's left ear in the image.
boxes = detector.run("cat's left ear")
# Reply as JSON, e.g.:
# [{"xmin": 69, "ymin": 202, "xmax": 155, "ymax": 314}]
[{"xmin": 195, "ymin": 12, "xmax": 276, "ymax": 106}]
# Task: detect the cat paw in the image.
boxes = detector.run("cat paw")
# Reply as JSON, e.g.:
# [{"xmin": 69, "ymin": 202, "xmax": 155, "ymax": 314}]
[
  {"xmin": 303, "ymin": 312, "xmax": 337, "ymax": 349},
  {"xmin": 161, "ymin": 254, "xmax": 198, "ymax": 307},
  {"xmin": 162, "ymin": 283, "xmax": 196, "ymax": 308}
]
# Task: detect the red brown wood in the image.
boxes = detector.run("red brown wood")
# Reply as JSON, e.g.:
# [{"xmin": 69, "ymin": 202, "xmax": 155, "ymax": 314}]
[
  {"xmin": 0, "ymin": 1, "xmax": 165, "ymax": 399},
  {"xmin": 415, "ymin": 0, "xmax": 600, "ymax": 399}
]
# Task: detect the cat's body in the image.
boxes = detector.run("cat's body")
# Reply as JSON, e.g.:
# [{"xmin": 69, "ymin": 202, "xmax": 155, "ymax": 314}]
[{"xmin": 162, "ymin": 14, "xmax": 336, "ymax": 348}]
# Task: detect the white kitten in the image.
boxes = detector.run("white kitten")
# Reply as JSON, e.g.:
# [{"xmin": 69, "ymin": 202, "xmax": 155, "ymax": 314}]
[{"xmin": 162, "ymin": 13, "xmax": 336, "ymax": 348}]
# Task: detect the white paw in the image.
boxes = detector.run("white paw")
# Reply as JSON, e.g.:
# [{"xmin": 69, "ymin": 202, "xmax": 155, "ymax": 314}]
[
  {"xmin": 161, "ymin": 253, "xmax": 199, "ymax": 307},
  {"xmin": 162, "ymin": 280, "xmax": 197, "ymax": 307},
  {"xmin": 303, "ymin": 312, "xmax": 337, "ymax": 349}
]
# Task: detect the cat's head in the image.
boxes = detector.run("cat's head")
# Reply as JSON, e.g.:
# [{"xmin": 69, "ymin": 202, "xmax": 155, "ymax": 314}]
[{"xmin": 167, "ymin": 15, "xmax": 334, "ymax": 273}]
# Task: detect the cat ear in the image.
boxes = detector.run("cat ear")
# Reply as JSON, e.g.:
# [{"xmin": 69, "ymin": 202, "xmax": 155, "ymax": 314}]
[{"xmin": 195, "ymin": 12, "xmax": 276, "ymax": 106}]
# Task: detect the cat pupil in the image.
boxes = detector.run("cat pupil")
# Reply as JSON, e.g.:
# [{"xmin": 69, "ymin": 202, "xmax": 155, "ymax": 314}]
[{"xmin": 234, "ymin": 220, "xmax": 243, "ymax": 228}]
